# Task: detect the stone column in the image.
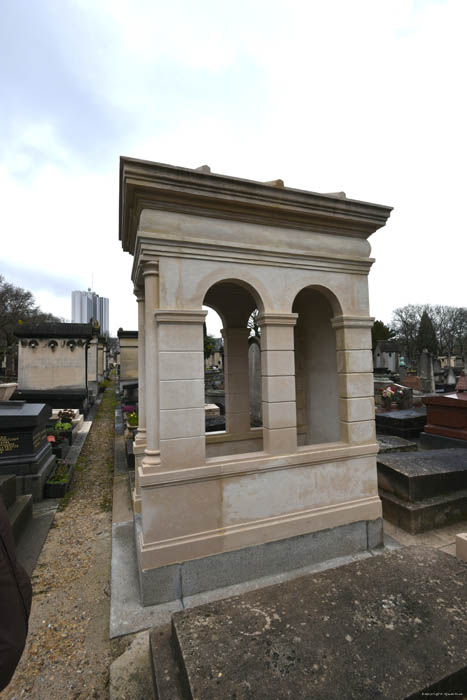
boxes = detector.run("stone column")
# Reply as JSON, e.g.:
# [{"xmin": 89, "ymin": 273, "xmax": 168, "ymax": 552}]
[
  {"xmin": 132, "ymin": 286, "xmax": 146, "ymax": 512},
  {"xmin": 142, "ymin": 261, "xmax": 160, "ymax": 471},
  {"xmin": 331, "ymin": 316, "xmax": 376, "ymax": 445},
  {"xmin": 222, "ymin": 328, "xmax": 251, "ymax": 434},
  {"xmin": 134, "ymin": 286, "xmax": 146, "ymax": 446},
  {"xmin": 258, "ymin": 313, "xmax": 298, "ymax": 455},
  {"xmin": 157, "ymin": 310, "xmax": 207, "ymax": 469}
]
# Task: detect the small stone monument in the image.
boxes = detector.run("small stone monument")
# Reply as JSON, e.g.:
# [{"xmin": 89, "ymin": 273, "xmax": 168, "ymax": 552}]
[
  {"xmin": 419, "ymin": 349, "xmax": 435, "ymax": 393},
  {"xmin": 0, "ymin": 400, "xmax": 55, "ymax": 500}
]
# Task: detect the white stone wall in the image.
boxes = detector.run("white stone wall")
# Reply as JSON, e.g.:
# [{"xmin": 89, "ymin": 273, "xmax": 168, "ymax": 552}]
[{"xmin": 18, "ymin": 341, "xmax": 87, "ymax": 390}]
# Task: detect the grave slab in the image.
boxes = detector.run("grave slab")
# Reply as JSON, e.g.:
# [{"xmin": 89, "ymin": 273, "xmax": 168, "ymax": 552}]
[
  {"xmin": 150, "ymin": 546, "xmax": 467, "ymax": 700},
  {"xmin": 378, "ymin": 449, "xmax": 467, "ymax": 533},
  {"xmin": 376, "ymin": 407, "xmax": 426, "ymax": 439},
  {"xmin": 377, "ymin": 435, "xmax": 417, "ymax": 454}
]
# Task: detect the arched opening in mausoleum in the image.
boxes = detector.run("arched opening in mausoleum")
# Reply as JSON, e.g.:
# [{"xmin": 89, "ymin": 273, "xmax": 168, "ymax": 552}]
[
  {"xmin": 292, "ymin": 287, "xmax": 340, "ymax": 446},
  {"xmin": 203, "ymin": 280, "xmax": 263, "ymax": 457}
]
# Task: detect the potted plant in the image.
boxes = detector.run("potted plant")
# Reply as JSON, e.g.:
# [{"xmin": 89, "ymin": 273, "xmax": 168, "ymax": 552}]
[
  {"xmin": 54, "ymin": 421, "xmax": 73, "ymax": 445},
  {"xmin": 44, "ymin": 460, "xmax": 73, "ymax": 498},
  {"xmin": 125, "ymin": 411, "xmax": 138, "ymax": 439}
]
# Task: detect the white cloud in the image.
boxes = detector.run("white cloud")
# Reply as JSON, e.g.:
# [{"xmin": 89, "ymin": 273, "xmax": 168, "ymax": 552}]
[{"xmin": 1, "ymin": 0, "xmax": 466, "ymax": 334}]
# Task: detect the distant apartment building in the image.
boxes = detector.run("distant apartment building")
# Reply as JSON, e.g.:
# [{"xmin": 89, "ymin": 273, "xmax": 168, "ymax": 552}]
[{"xmin": 71, "ymin": 289, "xmax": 109, "ymax": 335}]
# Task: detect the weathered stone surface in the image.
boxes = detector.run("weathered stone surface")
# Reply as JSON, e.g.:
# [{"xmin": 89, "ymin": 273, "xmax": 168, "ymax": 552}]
[
  {"xmin": 377, "ymin": 435, "xmax": 417, "ymax": 454},
  {"xmin": 380, "ymin": 487, "xmax": 467, "ymax": 534},
  {"xmin": 149, "ymin": 625, "xmax": 185, "ymax": 700},
  {"xmin": 378, "ymin": 449, "xmax": 467, "ymax": 533},
  {"xmin": 378, "ymin": 448, "xmax": 467, "ymax": 501},
  {"xmin": 157, "ymin": 546, "xmax": 467, "ymax": 699}
]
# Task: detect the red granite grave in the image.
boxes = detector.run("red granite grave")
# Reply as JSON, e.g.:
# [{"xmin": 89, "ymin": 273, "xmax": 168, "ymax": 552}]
[{"xmin": 423, "ymin": 392, "xmax": 467, "ymax": 442}]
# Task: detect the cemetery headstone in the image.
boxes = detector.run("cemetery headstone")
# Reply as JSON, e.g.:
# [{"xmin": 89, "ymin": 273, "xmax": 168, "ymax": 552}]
[{"xmin": 0, "ymin": 401, "xmax": 55, "ymax": 500}]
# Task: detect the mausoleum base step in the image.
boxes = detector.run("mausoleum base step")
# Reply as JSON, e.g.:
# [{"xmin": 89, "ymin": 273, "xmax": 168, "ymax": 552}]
[{"xmin": 149, "ymin": 546, "xmax": 467, "ymax": 700}]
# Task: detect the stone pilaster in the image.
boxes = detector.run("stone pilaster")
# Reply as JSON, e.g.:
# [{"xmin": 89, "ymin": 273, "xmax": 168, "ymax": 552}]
[
  {"xmin": 157, "ymin": 310, "xmax": 207, "ymax": 469},
  {"xmin": 134, "ymin": 286, "xmax": 146, "ymax": 446},
  {"xmin": 142, "ymin": 261, "xmax": 160, "ymax": 471},
  {"xmin": 258, "ymin": 313, "xmax": 298, "ymax": 455},
  {"xmin": 222, "ymin": 327, "xmax": 251, "ymax": 435},
  {"xmin": 132, "ymin": 285, "xmax": 146, "ymax": 513},
  {"xmin": 331, "ymin": 316, "xmax": 376, "ymax": 445}
]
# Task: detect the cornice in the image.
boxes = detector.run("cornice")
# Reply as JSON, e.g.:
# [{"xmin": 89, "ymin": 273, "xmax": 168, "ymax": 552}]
[
  {"xmin": 120, "ymin": 157, "xmax": 393, "ymax": 255},
  {"xmin": 331, "ymin": 315, "xmax": 375, "ymax": 330},
  {"xmin": 133, "ymin": 235, "xmax": 375, "ymax": 278},
  {"xmin": 154, "ymin": 309, "xmax": 208, "ymax": 324}
]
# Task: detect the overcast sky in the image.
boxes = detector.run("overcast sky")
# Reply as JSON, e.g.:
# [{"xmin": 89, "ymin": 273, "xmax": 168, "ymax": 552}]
[{"xmin": 1, "ymin": 0, "xmax": 466, "ymax": 336}]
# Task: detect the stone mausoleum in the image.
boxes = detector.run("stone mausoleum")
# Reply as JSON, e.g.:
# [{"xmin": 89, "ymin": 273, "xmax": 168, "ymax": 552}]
[
  {"xmin": 119, "ymin": 158, "xmax": 392, "ymax": 605},
  {"xmin": 14, "ymin": 322, "xmax": 99, "ymax": 412}
]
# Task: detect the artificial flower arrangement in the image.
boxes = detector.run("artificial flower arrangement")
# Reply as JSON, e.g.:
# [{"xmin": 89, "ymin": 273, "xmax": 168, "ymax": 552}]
[{"xmin": 381, "ymin": 387, "xmax": 395, "ymax": 401}]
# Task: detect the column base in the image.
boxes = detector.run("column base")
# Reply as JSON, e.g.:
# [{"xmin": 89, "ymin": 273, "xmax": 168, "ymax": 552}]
[
  {"xmin": 142, "ymin": 449, "xmax": 161, "ymax": 470},
  {"xmin": 132, "ymin": 488, "xmax": 142, "ymax": 514}
]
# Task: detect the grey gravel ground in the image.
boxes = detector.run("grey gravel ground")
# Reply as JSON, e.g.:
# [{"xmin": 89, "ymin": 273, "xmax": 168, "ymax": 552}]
[{"xmin": 2, "ymin": 384, "xmax": 116, "ymax": 700}]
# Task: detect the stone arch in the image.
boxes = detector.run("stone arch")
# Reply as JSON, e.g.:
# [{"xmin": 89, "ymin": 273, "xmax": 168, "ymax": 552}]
[
  {"xmin": 203, "ymin": 279, "xmax": 263, "ymax": 444},
  {"xmin": 197, "ymin": 272, "xmax": 267, "ymax": 320},
  {"xmin": 292, "ymin": 285, "xmax": 340, "ymax": 446}
]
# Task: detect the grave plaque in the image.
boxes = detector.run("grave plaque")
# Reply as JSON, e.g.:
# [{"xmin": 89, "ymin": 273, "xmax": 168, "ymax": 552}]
[{"xmin": 0, "ymin": 401, "xmax": 55, "ymax": 500}]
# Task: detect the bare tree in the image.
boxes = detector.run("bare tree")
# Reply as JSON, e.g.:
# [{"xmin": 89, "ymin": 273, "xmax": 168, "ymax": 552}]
[
  {"xmin": 391, "ymin": 304, "xmax": 424, "ymax": 366},
  {"xmin": 0, "ymin": 275, "xmax": 62, "ymax": 374}
]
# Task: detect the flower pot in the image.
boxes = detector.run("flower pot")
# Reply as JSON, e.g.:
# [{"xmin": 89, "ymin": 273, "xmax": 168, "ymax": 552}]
[
  {"xmin": 382, "ymin": 399, "xmax": 392, "ymax": 411},
  {"xmin": 44, "ymin": 463, "xmax": 74, "ymax": 498}
]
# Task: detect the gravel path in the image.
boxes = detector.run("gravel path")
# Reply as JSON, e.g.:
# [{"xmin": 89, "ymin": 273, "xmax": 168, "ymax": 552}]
[{"xmin": 2, "ymin": 383, "xmax": 116, "ymax": 699}]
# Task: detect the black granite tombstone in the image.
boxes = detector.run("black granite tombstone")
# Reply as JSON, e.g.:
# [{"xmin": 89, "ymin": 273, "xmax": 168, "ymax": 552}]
[{"xmin": 0, "ymin": 401, "xmax": 55, "ymax": 501}]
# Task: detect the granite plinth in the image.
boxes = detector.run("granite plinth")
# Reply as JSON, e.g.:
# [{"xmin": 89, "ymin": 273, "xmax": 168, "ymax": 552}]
[
  {"xmin": 12, "ymin": 389, "xmax": 89, "ymax": 412},
  {"xmin": 423, "ymin": 391, "xmax": 467, "ymax": 441},
  {"xmin": 137, "ymin": 518, "xmax": 383, "ymax": 606},
  {"xmin": 375, "ymin": 407, "xmax": 426, "ymax": 438},
  {"xmin": 150, "ymin": 546, "xmax": 467, "ymax": 700},
  {"xmin": 378, "ymin": 449, "xmax": 467, "ymax": 533}
]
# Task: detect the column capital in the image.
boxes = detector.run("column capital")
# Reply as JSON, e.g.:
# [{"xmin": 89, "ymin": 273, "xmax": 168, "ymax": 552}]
[
  {"xmin": 331, "ymin": 315, "xmax": 374, "ymax": 330},
  {"xmin": 142, "ymin": 260, "xmax": 159, "ymax": 277},
  {"xmin": 256, "ymin": 313, "xmax": 298, "ymax": 327},
  {"xmin": 133, "ymin": 285, "xmax": 145, "ymax": 302},
  {"xmin": 154, "ymin": 309, "xmax": 208, "ymax": 324}
]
